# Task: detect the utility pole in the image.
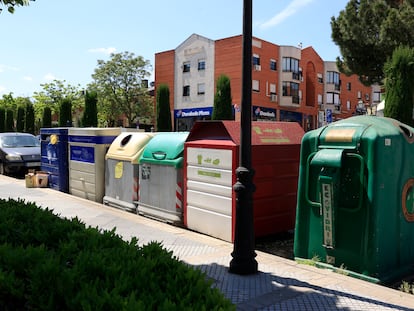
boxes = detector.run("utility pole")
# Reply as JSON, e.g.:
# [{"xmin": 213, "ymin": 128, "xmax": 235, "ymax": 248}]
[{"xmin": 229, "ymin": 0, "xmax": 258, "ymax": 275}]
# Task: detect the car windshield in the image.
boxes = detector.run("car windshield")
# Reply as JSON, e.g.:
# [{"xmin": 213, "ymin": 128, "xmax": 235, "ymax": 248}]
[{"xmin": 1, "ymin": 135, "xmax": 40, "ymax": 148}]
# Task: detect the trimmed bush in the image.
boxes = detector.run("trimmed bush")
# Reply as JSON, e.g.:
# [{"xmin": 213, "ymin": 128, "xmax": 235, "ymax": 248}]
[
  {"xmin": 25, "ymin": 102, "xmax": 35, "ymax": 134},
  {"xmin": 0, "ymin": 107, "xmax": 5, "ymax": 132},
  {"xmin": 156, "ymin": 84, "xmax": 172, "ymax": 132},
  {"xmin": 16, "ymin": 106, "xmax": 25, "ymax": 132},
  {"xmin": 82, "ymin": 90, "xmax": 98, "ymax": 127},
  {"xmin": 42, "ymin": 107, "xmax": 52, "ymax": 128},
  {"xmin": 5, "ymin": 109, "xmax": 14, "ymax": 132},
  {"xmin": 59, "ymin": 98, "xmax": 72, "ymax": 127},
  {"xmin": 0, "ymin": 199, "xmax": 234, "ymax": 310}
]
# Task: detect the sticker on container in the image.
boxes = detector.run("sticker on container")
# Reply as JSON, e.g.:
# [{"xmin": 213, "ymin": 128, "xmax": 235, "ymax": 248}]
[{"xmin": 115, "ymin": 161, "xmax": 123, "ymax": 179}]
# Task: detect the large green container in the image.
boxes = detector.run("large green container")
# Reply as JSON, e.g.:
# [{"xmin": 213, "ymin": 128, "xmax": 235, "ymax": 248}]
[
  {"xmin": 294, "ymin": 116, "xmax": 414, "ymax": 283},
  {"xmin": 137, "ymin": 132, "xmax": 189, "ymax": 224}
]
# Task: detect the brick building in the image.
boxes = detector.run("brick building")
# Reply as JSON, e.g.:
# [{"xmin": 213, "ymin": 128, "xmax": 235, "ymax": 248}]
[{"xmin": 154, "ymin": 33, "xmax": 380, "ymax": 131}]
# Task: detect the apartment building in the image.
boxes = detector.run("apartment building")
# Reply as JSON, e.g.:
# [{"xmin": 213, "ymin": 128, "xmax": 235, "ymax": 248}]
[{"xmin": 154, "ymin": 33, "xmax": 380, "ymax": 131}]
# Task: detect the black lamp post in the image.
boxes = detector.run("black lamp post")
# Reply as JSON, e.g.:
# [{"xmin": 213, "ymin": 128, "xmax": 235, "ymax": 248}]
[{"xmin": 229, "ymin": 0, "xmax": 258, "ymax": 275}]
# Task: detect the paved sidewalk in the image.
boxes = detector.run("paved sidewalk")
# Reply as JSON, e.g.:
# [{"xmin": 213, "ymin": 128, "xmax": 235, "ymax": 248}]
[{"xmin": 1, "ymin": 174, "xmax": 413, "ymax": 310}]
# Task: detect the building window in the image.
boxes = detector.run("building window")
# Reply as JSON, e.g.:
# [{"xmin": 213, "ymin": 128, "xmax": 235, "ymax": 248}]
[
  {"xmin": 183, "ymin": 62, "xmax": 190, "ymax": 73},
  {"xmin": 269, "ymin": 83, "xmax": 276, "ymax": 94},
  {"xmin": 282, "ymin": 57, "xmax": 299, "ymax": 73},
  {"xmin": 197, "ymin": 83, "xmax": 205, "ymax": 95},
  {"xmin": 373, "ymin": 91, "xmax": 381, "ymax": 102},
  {"xmin": 317, "ymin": 73, "xmax": 323, "ymax": 83},
  {"xmin": 253, "ymin": 54, "xmax": 260, "ymax": 66},
  {"xmin": 347, "ymin": 100, "xmax": 351, "ymax": 110},
  {"xmin": 183, "ymin": 85, "xmax": 190, "ymax": 96},
  {"xmin": 326, "ymin": 71, "xmax": 340, "ymax": 84},
  {"xmin": 347, "ymin": 82, "xmax": 351, "ymax": 91},
  {"xmin": 318, "ymin": 94, "xmax": 323, "ymax": 105},
  {"xmin": 198, "ymin": 59, "xmax": 205, "ymax": 71},
  {"xmin": 282, "ymin": 81, "xmax": 299, "ymax": 103},
  {"xmin": 252, "ymin": 80, "xmax": 260, "ymax": 92},
  {"xmin": 270, "ymin": 59, "xmax": 277, "ymax": 71},
  {"xmin": 326, "ymin": 92, "xmax": 340, "ymax": 105}
]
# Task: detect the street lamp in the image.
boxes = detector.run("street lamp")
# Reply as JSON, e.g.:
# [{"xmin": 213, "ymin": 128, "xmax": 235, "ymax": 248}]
[{"xmin": 229, "ymin": 0, "xmax": 258, "ymax": 275}]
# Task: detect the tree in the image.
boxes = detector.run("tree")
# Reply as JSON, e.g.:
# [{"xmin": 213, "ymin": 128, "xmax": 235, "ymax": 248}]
[
  {"xmin": 383, "ymin": 46, "xmax": 414, "ymax": 126},
  {"xmin": 212, "ymin": 74, "xmax": 233, "ymax": 120},
  {"xmin": 59, "ymin": 98, "xmax": 72, "ymax": 127},
  {"xmin": 33, "ymin": 80, "xmax": 83, "ymax": 126},
  {"xmin": 0, "ymin": 0, "xmax": 33, "ymax": 14},
  {"xmin": 0, "ymin": 107, "xmax": 5, "ymax": 132},
  {"xmin": 16, "ymin": 105, "xmax": 24, "ymax": 132},
  {"xmin": 331, "ymin": 0, "xmax": 414, "ymax": 85},
  {"xmin": 25, "ymin": 101, "xmax": 35, "ymax": 134},
  {"xmin": 90, "ymin": 51, "xmax": 153, "ymax": 127},
  {"xmin": 5, "ymin": 109, "xmax": 13, "ymax": 132},
  {"xmin": 42, "ymin": 107, "xmax": 52, "ymax": 128},
  {"xmin": 82, "ymin": 90, "xmax": 98, "ymax": 127},
  {"xmin": 156, "ymin": 84, "xmax": 172, "ymax": 132}
]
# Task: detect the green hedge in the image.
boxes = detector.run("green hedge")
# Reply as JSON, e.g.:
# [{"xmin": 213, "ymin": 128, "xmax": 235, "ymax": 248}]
[{"xmin": 0, "ymin": 199, "xmax": 234, "ymax": 310}]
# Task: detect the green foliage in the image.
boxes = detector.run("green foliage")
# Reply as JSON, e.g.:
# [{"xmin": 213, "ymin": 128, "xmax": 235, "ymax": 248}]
[
  {"xmin": 90, "ymin": 51, "xmax": 153, "ymax": 127},
  {"xmin": 0, "ymin": 199, "xmax": 234, "ymax": 310},
  {"xmin": 5, "ymin": 109, "xmax": 14, "ymax": 132},
  {"xmin": 42, "ymin": 106, "xmax": 52, "ymax": 128},
  {"xmin": 59, "ymin": 98, "xmax": 73, "ymax": 127},
  {"xmin": 16, "ymin": 106, "xmax": 24, "ymax": 132},
  {"xmin": 25, "ymin": 102, "xmax": 35, "ymax": 134},
  {"xmin": 0, "ymin": 107, "xmax": 5, "ymax": 132},
  {"xmin": 383, "ymin": 46, "xmax": 414, "ymax": 126},
  {"xmin": 81, "ymin": 90, "xmax": 98, "ymax": 127},
  {"xmin": 331, "ymin": 0, "xmax": 414, "ymax": 85},
  {"xmin": 32, "ymin": 80, "xmax": 83, "ymax": 124},
  {"xmin": 156, "ymin": 84, "xmax": 172, "ymax": 131},
  {"xmin": 212, "ymin": 74, "xmax": 233, "ymax": 120},
  {"xmin": 0, "ymin": 0, "xmax": 33, "ymax": 14}
]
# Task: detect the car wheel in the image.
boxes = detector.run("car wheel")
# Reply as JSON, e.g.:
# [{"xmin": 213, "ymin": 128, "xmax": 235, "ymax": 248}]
[{"xmin": 0, "ymin": 162, "xmax": 4, "ymax": 175}]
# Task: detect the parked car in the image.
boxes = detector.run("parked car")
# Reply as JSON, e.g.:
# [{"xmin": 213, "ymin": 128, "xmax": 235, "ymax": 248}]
[{"xmin": 0, "ymin": 132, "xmax": 41, "ymax": 175}]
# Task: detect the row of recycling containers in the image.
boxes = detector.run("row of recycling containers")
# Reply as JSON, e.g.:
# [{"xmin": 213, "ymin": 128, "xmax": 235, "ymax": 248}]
[{"xmin": 40, "ymin": 116, "xmax": 414, "ymax": 284}]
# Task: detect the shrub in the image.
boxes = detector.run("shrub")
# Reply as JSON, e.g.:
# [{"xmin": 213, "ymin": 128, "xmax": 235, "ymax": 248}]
[
  {"xmin": 25, "ymin": 102, "xmax": 35, "ymax": 134},
  {"xmin": 59, "ymin": 98, "xmax": 72, "ymax": 127},
  {"xmin": 0, "ymin": 199, "xmax": 234, "ymax": 310},
  {"xmin": 156, "ymin": 84, "xmax": 172, "ymax": 132},
  {"xmin": 82, "ymin": 90, "xmax": 98, "ymax": 127},
  {"xmin": 16, "ymin": 105, "xmax": 25, "ymax": 132},
  {"xmin": 212, "ymin": 74, "xmax": 233, "ymax": 120},
  {"xmin": 42, "ymin": 107, "xmax": 52, "ymax": 128},
  {"xmin": 5, "ymin": 109, "xmax": 14, "ymax": 132},
  {"xmin": 0, "ymin": 107, "xmax": 5, "ymax": 132}
]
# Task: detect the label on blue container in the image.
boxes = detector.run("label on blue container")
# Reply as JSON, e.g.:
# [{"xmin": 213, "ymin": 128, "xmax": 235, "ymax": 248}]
[{"xmin": 70, "ymin": 146, "xmax": 95, "ymax": 163}]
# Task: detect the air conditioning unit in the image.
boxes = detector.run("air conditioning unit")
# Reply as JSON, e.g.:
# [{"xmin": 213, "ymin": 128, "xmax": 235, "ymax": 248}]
[
  {"xmin": 270, "ymin": 94, "xmax": 277, "ymax": 102},
  {"xmin": 254, "ymin": 65, "xmax": 261, "ymax": 71}
]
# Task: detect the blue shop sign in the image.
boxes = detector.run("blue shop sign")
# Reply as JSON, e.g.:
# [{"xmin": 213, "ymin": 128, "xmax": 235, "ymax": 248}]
[{"xmin": 175, "ymin": 107, "xmax": 212, "ymax": 118}]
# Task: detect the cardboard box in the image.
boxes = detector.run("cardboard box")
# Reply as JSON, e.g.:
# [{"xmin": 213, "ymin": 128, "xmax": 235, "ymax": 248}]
[
  {"xmin": 35, "ymin": 171, "xmax": 49, "ymax": 188},
  {"xmin": 25, "ymin": 173, "xmax": 35, "ymax": 188}
]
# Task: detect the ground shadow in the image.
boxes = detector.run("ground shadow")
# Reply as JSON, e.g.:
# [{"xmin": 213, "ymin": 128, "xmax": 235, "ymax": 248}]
[{"xmin": 192, "ymin": 262, "xmax": 412, "ymax": 311}]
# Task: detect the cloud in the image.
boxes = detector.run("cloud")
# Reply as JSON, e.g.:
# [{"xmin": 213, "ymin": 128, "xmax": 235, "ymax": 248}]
[
  {"xmin": 0, "ymin": 85, "xmax": 6, "ymax": 94},
  {"xmin": 23, "ymin": 76, "xmax": 33, "ymax": 81},
  {"xmin": 258, "ymin": 0, "xmax": 314, "ymax": 30},
  {"xmin": 44, "ymin": 73, "xmax": 58, "ymax": 81},
  {"xmin": 87, "ymin": 47, "xmax": 117, "ymax": 55},
  {"xmin": 0, "ymin": 64, "xmax": 19, "ymax": 73}
]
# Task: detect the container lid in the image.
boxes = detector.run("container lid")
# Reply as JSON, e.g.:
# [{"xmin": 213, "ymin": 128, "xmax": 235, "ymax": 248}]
[
  {"xmin": 106, "ymin": 132, "xmax": 155, "ymax": 163},
  {"xmin": 186, "ymin": 121, "xmax": 304, "ymax": 145},
  {"xmin": 68, "ymin": 127, "xmax": 121, "ymax": 136},
  {"xmin": 140, "ymin": 132, "xmax": 189, "ymax": 167}
]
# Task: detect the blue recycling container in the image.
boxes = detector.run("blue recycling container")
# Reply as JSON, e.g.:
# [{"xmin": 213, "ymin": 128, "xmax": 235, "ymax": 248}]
[{"xmin": 40, "ymin": 128, "xmax": 69, "ymax": 192}]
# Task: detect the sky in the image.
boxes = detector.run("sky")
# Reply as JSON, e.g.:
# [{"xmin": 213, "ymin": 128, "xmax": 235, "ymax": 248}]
[{"xmin": 0, "ymin": 0, "xmax": 349, "ymax": 98}]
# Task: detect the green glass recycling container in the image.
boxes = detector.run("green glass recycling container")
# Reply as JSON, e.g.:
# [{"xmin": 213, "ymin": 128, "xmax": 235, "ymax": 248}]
[{"xmin": 294, "ymin": 116, "xmax": 414, "ymax": 283}]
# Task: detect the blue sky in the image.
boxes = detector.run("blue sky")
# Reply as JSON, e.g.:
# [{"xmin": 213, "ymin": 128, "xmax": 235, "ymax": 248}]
[{"xmin": 0, "ymin": 0, "xmax": 349, "ymax": 98}]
